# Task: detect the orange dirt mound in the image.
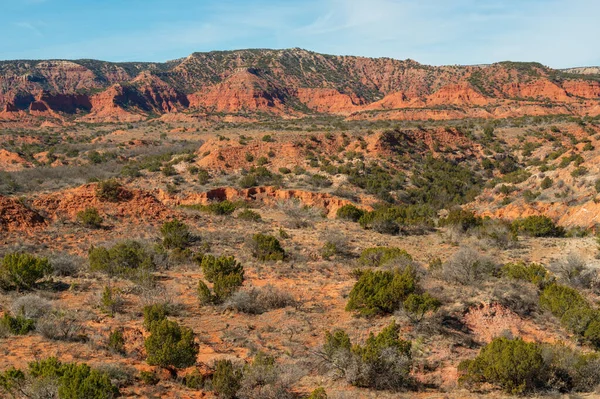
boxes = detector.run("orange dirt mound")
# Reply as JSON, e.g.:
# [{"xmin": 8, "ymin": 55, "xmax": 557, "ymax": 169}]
[
  {"xmin": 463, "ymin": 302, "xmax": 556, "ymax": 344},
  {"xmin": 32, "ymin": 184, "xmax": 172, "ymax": 222},
  {"xmin": 0, "ymin": 196, "xmax": 46, "ymax": 232},
  {"xmin": 160, "ymin": 186, "xmax": 364, "ymax": 218},
  {"xmin": 0, "ymin": 149, "xmax": 31, "ymax": 171}
]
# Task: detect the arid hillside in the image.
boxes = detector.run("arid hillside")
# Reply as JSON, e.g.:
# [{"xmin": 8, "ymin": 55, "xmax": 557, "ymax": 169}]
[
  {"xmin": 2, "ymin": 49, "xmax": 600, "ymax": 399},
  {"xmin": 1, "ymin": 49, "xmax": 600, "ymax": 124}
]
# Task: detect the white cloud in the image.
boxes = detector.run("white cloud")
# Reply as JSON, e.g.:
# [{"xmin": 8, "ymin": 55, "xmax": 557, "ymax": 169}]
[{"xmin": 14, "ymin": 22, "xmax": 44, "ymax": 37}]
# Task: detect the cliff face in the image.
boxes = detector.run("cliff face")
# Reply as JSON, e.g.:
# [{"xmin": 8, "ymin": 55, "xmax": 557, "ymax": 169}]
[{"xmin": 0, "ymin": 49, "xmax": 599, "ymax": 122}]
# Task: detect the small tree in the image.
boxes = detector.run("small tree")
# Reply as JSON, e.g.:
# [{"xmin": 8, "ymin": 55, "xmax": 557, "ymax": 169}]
[
  {"xmin": 76, "ymin": 207, "xmax": 103, "ymax": 228},
  {"xmin": 512, "ymin": 215, "xmax": 565, "ymax": 237},
  {"xmin": 249, "ymin": 234, "xmax": 285, "ymax": 261},
  {"xmin": 403, "ymin": 293, "xmax": 441, "ymax": 322},
  {"xmin": 145, "ymin": 319, "xmax": 198, "ymax": 373},
  {"xmin": 96, "ymin": 179, "xmax": 122, "ymax": 202},
  {"xmin": 323, "ymin": 322, "xmax": 413, "ymax": 391},
  {"xmin": 459, "ymin": 337, "xmax": 546, "ymax": 394},
  {"xmin": 108, "ymin": 328, "xmax": 125, "ymax": 354},
  {"xmin": 358, "ymin": 247, "xmax": 412, "ymax": 267},
  {"xmin": 212, "ymin": 360, "xmax": 242, "ymax": 399},
  {"xmin": 307, "ymin": 387, "xmax": 328, "ymax": 399},
  {"xmin": 0, "ymin": 253, "xmax": 53, "ymax": 290},
  {"xmin": 346, "ymin": 267, "xmax": 418, "ymax": 316},
  {"xmin": 142, "ymin": 303, "xmax": 168, "ymax": 330},
  {"xmin": 89, "ymin": 241, "xmax": 154, "ymax": 279},
  {"xmin": 160, "ymin": 219, "xmax": 191, "ymax": 249},
  {"xmin": 197, "ymin": 255, "xmax": 245, "ymax": 304},
  {"xmin": 336, "ymin": 204, "xmax": 364, "ymax": 222},
  {"xmin": 200, "ymin": 255, "xmax": 243, "ymax": 283}
]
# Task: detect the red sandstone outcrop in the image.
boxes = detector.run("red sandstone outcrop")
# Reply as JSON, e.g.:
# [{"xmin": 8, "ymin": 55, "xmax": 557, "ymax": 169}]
[
  {"xmin": 503, "ymin": 79, "xmax": 571, "ymax": 101},
  {"xmin": 296, "ymin": 88, "xmax": 362, "ymax": 114},
  {"xmin": 425, "ymin": 84, "xmax": 490, "ymax": 106},
  {"xmin": 0, "ymin": 149, "xmax": 31, "ymax": 171},
  {"xmin": 0, "ymin": 196, "xmax": 45, "ymax": 232},
  {"xmin": 1, "ymin": 50, "xmax": 599, "ymax": 123},
  {"xmin": 159, "ymin": 186, "xmax": 365, "ymax": 218},
  {"xmin": 189, "ymin": 69, "xmax": 286, "ymax": 114},
  {"xmin": 32, "ymin": 184, "xmax": 171, "ymax": 222}
]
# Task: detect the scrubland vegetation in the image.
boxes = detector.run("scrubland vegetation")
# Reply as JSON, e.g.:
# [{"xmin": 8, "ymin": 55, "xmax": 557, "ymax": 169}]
[{"xmin": 2, "ymin": 115, "xmax": 600, "ymax": 398}]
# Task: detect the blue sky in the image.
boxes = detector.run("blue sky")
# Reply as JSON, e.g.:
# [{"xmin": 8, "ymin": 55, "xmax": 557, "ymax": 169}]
[{"xmin": 2, "ymin": 0, "xmax": 599, "ymax": 68}]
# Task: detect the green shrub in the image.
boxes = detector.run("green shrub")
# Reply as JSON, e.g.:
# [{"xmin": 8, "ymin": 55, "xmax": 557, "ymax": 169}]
[
  {"xmin": 200, "ymin": 255, "xmax": 243, "ymax": 283},
  {"xmin": 459, "ymin": 337, "xmax": 546, "ymax": 394},
  {"xmin": 89, "ymin": 241, "xmax": 154, "ymax": 279},
  {"xmin": 196, "ymin": 255, "xmax": 244, "ymax": 304},
  {"xmin": 256, "ymin": 156, "xmax": 269, "ymax": 166},
  {"xmin": 512, "ymin": 215, "xmax": 565, "ymax": 237},
  {"xmin": 145, "ymin": 319, "xmax": 198, "ymax": 370},
  {"xmin": 439, "ymin": 209, "xmax": 482, "ymax": 232},
  {"xmin": 100, "ymin": 285, "xmax": 122, "ymax": 317},
  {"xmin": 160, "ymin": 219, "xmax": 191, "ymax": 249},
  {"xmin": 561, "ymin": 306, "xmax": 598, "ymax": 336},
  {"xmin": 212, "ymin": 360, "xmax": 242, "ymax": 399},
  {"xmin": 407, "ymin": 155, "xmax": 482, "ymax": 210},
  {"xmin": 323, "ymin": 329, "xmax": 352, "ymax": 358},
  {"xmin": 584, "ymin": 319, "xmax": 600, "ymax": 348},
  {"xmin": 197, "ymin": 280, "xmax": 213, "ymax": 305},
  {"xmin": 307, "ymin": 387, "xmax": 328, "ymax": 399},
  {"xmin": 59, "ymin": 363, "xmax": 120, "ymax": 399},
  {"xmin": 571, "ymin": 166, "xmax": 588, "ymax": 178},
  {"xmin": 323, "ymin": 322, "xmax": 412, "ymax": 391},
  {"xmin": 541, "ymin": 176, "xmax": 553, "ymax": 189},
  {"xmin": 346, "ymin": 267, "xmax": 418, "ymax": 316},
  {"xmin": 0, "ymin": 367, "xmax": 25, "ymax": 397},
  {"xmin": 358, "ymin": 247, "xmax": 412, "ymax": 267},
  {"xmin": 538, "ymin": 283, "xmax": 600, "ymax": 347},
  {"xmin": 239, "ymin": 174, "xmax": 258, "ymax": 188},
  {"xmin": 4, "ymin": 357, "xmax": 121, "ymax": 399},
  {"xmin": 358, "ymin": 204, "xmax": 435, "ymax": 234},
  {"xmin": 0, "ymin": 313, "xmax": 35, "ymax": 335},
  {"xmin": 336, "ymin": 204, "xmax": 365, "ymax": 222},
  {"xmin": 502, "ymin": 169, "xmax": 531, "ymax": 184},
  {"xmin": 501, "ymin": 262, "xmax": 550, "ymax": 285},
  {"xmin": 237, "ymin": 209, "xmax": 262, "ymax": 222},
  {"xmin": 539, "ymin": 283, "xmax": 588, "ymax": 318},
  {"xmin": 0, "ymin": 253, "xmax": 52, "ymax": 290},
  {"xmin": 309, "ymin": 174, "xmax": 332, "ymax": 188},
  {"xmin": 238, "ymin": 167, "xmax": 282, "ymax": 189},
  {"xmin": 197, "ymin": 200, "xmax": 237, "ymax": 215},
  {"xmin": 76, "ymin": 207, "xmax": 103, "ymax": 228},
  {"xmin": 212, "ymin": 272, "xmax": 244, "ymax": 302},
  {"xmin": 249, "ymin": 234, "xmax": 285, "ymax": 261},
  {"xmin": 139, "ymin": 370, "xmax": 159, "ymax": 385},
  {"xmin": 183, "ymin": 369, "xmax": 204, "ymax": 389},
  {"xmin": 403, "ymin": 293, "xmax": 441, "ymax": 322},
  {"xmin": 108, "ymin": 328, "xmax": 125, "ymax": 354},
  {"xmin": 197, "ymin": 168, "xmax": 211, "ymax": 185},
  {"xmin": 142, "ymin": 303, "xmax": 168, "ymax": 330},
  {"xmin": 320, "ymin": 242, "xmax": 339, "ymax": 259},
  {"xmin": 96, "ymin": 179, "xmax": 122, "ymax": 202},
  {"xmin": 161, "ymin": 164, "xmax": 177, "ymax": 176}
]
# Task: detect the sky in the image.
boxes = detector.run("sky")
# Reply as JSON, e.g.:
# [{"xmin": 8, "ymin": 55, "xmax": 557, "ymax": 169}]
[{"xmin": 1, "ymin": 0, "xmax": 599, "ymax": 68}]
